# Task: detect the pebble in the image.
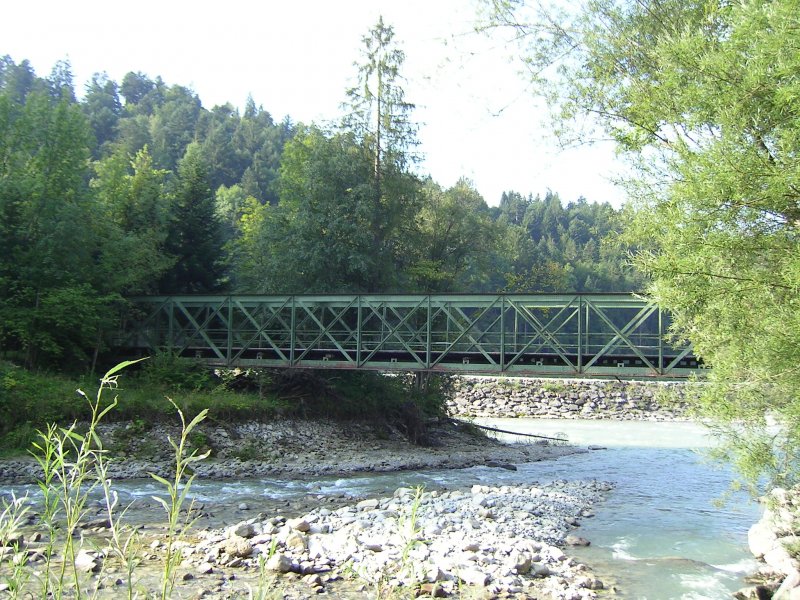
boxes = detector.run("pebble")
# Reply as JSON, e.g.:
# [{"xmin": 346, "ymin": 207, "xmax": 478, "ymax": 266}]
[
  {"xmin": 565, "ymin": 535, "xmax": 591, "ymax": 547},
  {"xmin": 233, "ymin": 523, "xmax": 256, "ymax": 538},
  {"xmin": 196, "ymin": 562, "xmax": 214, "ymax": 574},
  {"xmin": 180, "ymin": 480, "xmax": 612, "ymax": 598}
]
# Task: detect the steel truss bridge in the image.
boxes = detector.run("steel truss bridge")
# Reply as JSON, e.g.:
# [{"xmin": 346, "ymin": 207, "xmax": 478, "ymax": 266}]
[{"xmin": 118, "ymin": 293, "xmax": 699, "ymax": 379}]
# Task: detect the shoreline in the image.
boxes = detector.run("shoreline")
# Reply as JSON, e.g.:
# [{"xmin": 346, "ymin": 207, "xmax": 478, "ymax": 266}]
[
  {"xmin": 0, "ymin": 416, "xmax": 613, "ymax": 599},
  {"xmin": 0, "ymin": 376, "xmax": 707, "ymax": 599},
  {"xmin": 0, "ymin": 417, "xmax": 582, "ymax": 484},
  {"xmin": 740, "ymin": 486, "xmax": 800, "ymax": 600}
]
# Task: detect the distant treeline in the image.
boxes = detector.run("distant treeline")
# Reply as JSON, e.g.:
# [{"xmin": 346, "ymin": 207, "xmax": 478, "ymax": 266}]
[{"xmin": 0, "ymin": 51, "xmax": 642, "ymax": 368}]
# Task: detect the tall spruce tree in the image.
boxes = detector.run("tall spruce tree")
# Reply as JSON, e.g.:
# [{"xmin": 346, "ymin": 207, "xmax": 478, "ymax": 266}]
[
  {"xmin": 341, "ymin": 16, "xmax": 421, "ymax": 291},
  {"xmin": 159, "ymin": 142, "xmax": 224, "ymax": 293}
]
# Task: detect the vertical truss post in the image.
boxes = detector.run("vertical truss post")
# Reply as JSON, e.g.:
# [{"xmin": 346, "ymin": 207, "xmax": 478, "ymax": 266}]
[
  {"xmin": 585, "ymin": 300, "xmax": 590, "ymax": 371},
  {"xmin": 167, "ymin": 297, "xmax": 174, "ymax": 351},
  {"xmin": 500, "ymin": 295, "xmax": 506, "ymax": 371},
  {"xmin": 577, "ymin": 295, "xmax": 583, "ymax": 374},
  {"xmin": 426, "ymin": 295, "xmax": 432, "ymax": 369},
  {"xmin": 290, "ymin": 296, "xmax": 296, "ymax": 366},
  {"xmin": 446, "ymin": 302, "xmax": 450, "ymax": 343},
  {"xmin": 357, "ymin": 296, "xmax": 363, "ymax": 366},
  {"xmin": 382, "ymin": 304, "xmax": 387, "ymax": 347},
  {"xmin": 226, "ymin": 296, "xmax": 233, "ymax": 366}
]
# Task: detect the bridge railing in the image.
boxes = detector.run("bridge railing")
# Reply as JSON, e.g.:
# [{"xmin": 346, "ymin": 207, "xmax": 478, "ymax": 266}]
[{"xmin": 118, "ymin": 293, "xmax": 699, "ymax": 378}]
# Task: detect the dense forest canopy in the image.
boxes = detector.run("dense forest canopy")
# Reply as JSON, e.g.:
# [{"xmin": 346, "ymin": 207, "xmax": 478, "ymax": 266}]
[{"xmin": 0, "ymin": 19, "xmax": 641, "ymax": 369}]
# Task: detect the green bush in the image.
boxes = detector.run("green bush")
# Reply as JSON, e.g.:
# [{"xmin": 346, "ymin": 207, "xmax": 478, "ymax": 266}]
[
  {"xmin": 0, "ymin": 362, "xmax": 91, "ymax": 450},
  {"xmin": 136, "ymin": 352, "xmax": 214, "ymax": 391},
  {"xmin": 262, "ymin": 370, "xmax": 452, "ymax": 445}
]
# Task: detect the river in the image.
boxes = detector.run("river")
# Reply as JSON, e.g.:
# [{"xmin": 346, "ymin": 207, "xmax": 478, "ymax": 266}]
[
  {"xmin": 6, "ymin": 418, "xmax": 760, "ymax": 598},
  {"xmin": 475, "ymin": 418, "xmax": 761, "ymax": 599},
  {"xmin": 170, "ymin": 418, "xmax": 762, "ymax": 598}
]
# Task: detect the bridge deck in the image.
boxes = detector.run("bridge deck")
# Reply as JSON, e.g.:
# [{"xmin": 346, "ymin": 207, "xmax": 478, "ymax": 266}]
[{"xmin": 118, "ymin": 294, "xmax": 699, "ymax": 379}]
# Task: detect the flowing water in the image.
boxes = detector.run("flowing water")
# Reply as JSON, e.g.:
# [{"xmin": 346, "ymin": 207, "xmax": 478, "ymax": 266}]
[
  {"xmin": 475, "ymin": 418, "xmax": 761, "ymax": 599},
  {"xmin": 6, "ymin": 419, "xmax": 759, "ymax": 599}
]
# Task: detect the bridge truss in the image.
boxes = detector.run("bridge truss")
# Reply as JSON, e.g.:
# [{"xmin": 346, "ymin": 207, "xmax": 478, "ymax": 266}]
[{"xmin": 119, "ymin": 294, "xmax": 699, "ymax": 379}]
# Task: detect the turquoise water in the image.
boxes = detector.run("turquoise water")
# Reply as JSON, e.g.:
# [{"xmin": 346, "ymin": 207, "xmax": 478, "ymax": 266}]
[
  {"xmin": 185, "ymin": 418, "xmax": 758, "ymax": 599},
  {"xmin": 477, "ymin": 418, "xmax": 760, "ymax": 599}
]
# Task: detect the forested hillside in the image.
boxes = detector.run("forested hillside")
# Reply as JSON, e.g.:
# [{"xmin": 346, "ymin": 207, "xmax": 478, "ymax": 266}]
[{"xmin": 0, "ymin": 22, "xmax": 641, "ymax": 369}]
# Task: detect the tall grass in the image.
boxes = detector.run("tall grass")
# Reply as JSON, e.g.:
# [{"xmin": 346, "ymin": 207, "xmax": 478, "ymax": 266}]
[
  {"xmin": 149, "ymin": 398, "xmax": 209, "ymax": 600},
  {"xmin": 1, "ymin": 358, "xmax": 454, "ymax": 455},
  {"xmin": 0, "ymin": 360, "xmax": 211, "ymax": 599},
  {"xmin": 29, "ymin": 360, "xmax": 134, "ymax": 599},
  {"xmin": 0, "ymin": 358, "xmax": 282, "ymax": 454},
  {"xmin": 0, "ymin": 492, "xmax": 31, "ymax": 597}
]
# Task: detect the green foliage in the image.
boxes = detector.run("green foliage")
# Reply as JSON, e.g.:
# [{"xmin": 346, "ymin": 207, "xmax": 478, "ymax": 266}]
[
  {"xmin": 82, "ymin": 72, "xmax": 122, "ymax": 156},
  {"xmin": 256, "ymin": 126, "xmax": 380, "ymax": 292},
  {"xmin": 540, "ymin": 381, "xmax": 567, "ymax": 394},
  {"xmin": 137, "ymin": 352, "xmax": 214, "ymax": 392},
  {"xmin": 482, "ymin": 0, "xmax": 800, "ymax": 487},
  {"xmin": 90, "ymin": 146, "xmax": 173, "ymax": 294},
  {"xmin": 342, "ymin": 16, "xmax": 419, "ymax": 175},
  {"xmin": 27, "ymin": 360, "xmax": 142, "ymax": 599},
  {"xmin": 491, "ymin": 191, "xmax": 643, "ymax": 293},
  {"xmin": 149, "ymin": 398, "xmax": 209, "ymax": 599},
  {"xmin": 0, "ymin": 360, "xmax": 213, "ymax": 599},
  {"xmin": 341, "ymin": 17, "xmax": 423, "ymax": 292},
  {"xmin": 0, "ymin": 362, "xmax": 89, "ymax": 450},
  {"xmin": 408, "ymin": 179, "xmax": 498, "ymax": 291},
  {"xmin": 0, "ymin": 38, "xmax": 641, "ymax": 377},
  {"xmin": 159, "ymin": 142, "xmax": 225, "ymax": 293},
  {"xmin": 0, "ymin": 360, "xmax": 291, "ymax": 453},
  {"xmin": 229, "ymin": 438, "xmax": 268, "ymax": 462},
  {"xmin": 0, "ymin": 81, "xmax": 101, "ymax": 368},
  {"xmin": 262, "ymin": 370, "xmax": 450, "ymax": 445},
  {"xmin": 1, "ymin": 422, "xmax": 38, "ymax": 455}
]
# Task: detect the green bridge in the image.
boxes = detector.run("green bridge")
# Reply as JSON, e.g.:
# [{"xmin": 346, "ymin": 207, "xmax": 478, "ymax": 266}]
[{"xmin": 118, "ymin": 293, "xmax": 699, "ymax": 379}]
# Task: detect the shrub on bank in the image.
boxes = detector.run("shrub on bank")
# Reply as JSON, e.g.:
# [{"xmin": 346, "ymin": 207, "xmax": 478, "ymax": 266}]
[
  {"xmin": 0, "ymin": 356, "xmax": 452, "ymax": 453},
  {"xmin": 0, "ymin": 361, "xmax": 89, "ymax": 452}
]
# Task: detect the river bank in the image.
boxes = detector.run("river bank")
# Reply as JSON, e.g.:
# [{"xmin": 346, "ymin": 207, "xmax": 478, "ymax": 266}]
[
  {"xmin": 0, "ymin": 415, "xmax": 613, "ymax": 599},
  {"xmin": 0, "ymin": 416, "xmax": 580, "ymax": 483},
  {"xmin": 5, "ymin": 376, "xmax": 753, "ymax": 600},
  {"xmin": 741, "ymin": 486, "xmax": 800, "ymax": 600}
]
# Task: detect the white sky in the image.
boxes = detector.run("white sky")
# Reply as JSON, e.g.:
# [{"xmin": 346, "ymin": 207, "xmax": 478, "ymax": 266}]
[{"xmin": 2, "ymin": 0, "xmax": 627, "ymax": 207}]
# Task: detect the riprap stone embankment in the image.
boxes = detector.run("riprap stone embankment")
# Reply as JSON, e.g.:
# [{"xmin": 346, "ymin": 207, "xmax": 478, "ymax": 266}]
[
  {"xmin": 448, "ymin": 376, "xmax": 688, "ymax": 421},
  {"xmin": 741, "ymin": 486, "xmax": 800, "ymax": 599}
]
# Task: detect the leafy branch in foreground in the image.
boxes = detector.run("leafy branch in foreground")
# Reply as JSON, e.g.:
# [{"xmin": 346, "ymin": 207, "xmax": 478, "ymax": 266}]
[{"xmin": 480, "ymin": 0, "xmax": 800, "ymax": 490}]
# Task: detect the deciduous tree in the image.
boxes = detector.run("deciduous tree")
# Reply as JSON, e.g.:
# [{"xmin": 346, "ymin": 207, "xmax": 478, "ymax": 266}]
[
  {"xmin": 409, "ymin": 179, "xmax": 497, "ymax": 291},
  {"xmin": 482, "ymin": 0, "xmax": 800, "ymax": 487}
]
